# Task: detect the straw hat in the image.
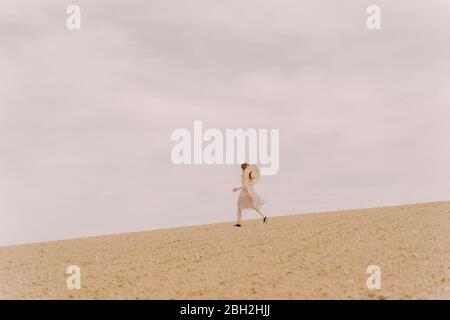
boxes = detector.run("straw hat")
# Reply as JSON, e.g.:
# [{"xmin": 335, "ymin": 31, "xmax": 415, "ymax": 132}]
[{"xmin": 243, "ymin": 164, "xmax": 260, "ymax": 185}]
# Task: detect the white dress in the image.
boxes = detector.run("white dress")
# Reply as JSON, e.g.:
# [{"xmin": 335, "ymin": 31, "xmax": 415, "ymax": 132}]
[{"xmin": 238, "ymin": 174, "xmax": 265, "ymax": 210}]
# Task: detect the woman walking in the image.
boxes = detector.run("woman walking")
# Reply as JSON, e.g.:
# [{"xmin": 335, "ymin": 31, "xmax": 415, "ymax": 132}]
[{"xmin": 232, "ymin": 163, "xmax": 268, "ymax": 227}]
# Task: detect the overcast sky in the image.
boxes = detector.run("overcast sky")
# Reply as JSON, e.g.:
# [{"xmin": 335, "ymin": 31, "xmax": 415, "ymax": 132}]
[{"xmin": 1, "ymin": 0, "xmax": 450, "ymax": 245}]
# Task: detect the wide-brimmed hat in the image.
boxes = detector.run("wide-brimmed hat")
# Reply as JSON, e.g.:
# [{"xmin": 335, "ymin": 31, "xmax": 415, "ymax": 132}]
[{"xmin": 243, "ymin": 164, "xmax": 260, "ymax": 185}]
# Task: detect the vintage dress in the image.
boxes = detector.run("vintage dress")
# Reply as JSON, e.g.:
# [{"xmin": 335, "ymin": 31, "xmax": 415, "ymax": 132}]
[{"xmin": 237, "ymin": 174, "xmax": 265, "ymax": 210}]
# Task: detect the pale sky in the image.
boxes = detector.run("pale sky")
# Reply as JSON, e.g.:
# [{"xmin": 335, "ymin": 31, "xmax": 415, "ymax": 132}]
[{"xmin": 1, "ymin": 0, "xmax": 450, "ymax": 245}]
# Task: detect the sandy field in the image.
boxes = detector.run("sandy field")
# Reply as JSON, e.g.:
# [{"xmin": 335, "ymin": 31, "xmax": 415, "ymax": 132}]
[{"xmin": 0, "ymin": 201, "xmax": 449, "ymax": 299}]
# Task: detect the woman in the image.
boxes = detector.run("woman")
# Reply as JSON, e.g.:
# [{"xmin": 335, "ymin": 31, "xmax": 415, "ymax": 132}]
[{"xmin": 232, "ymin": 163, "xmax": 268, "ymax": 227}]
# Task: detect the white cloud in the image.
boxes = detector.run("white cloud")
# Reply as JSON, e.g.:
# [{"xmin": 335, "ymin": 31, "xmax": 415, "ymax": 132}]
[{"xmin": 1, "ymin": 0, "xmax": 449, "ymax": 245}]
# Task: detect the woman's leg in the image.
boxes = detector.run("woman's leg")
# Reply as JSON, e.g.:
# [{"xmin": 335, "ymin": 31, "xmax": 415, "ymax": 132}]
[
  {"xmin": 236, "ymin": 208, "xmax": 242, "ymax": 225},
  {"xmin": 254, "ymin": 207, "xmax": 266, "ymax": 219}
]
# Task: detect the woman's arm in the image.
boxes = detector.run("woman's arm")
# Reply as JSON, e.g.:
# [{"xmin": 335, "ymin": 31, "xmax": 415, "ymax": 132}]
[{"xmin": 232, "ymin": 187, "xmax": 242, "ymax": 192}]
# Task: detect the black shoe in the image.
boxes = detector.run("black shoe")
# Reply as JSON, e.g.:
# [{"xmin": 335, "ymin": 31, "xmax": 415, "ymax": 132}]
[
  {"xmin": 263, "ymin": 217, "xmax": 268, "ymax": 224},
  {"xmin": 234, "ymin": 224, "xmax": 241, "ymax": 227}
]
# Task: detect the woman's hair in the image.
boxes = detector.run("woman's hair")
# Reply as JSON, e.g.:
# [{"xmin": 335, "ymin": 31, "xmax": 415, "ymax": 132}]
[{"xmin": 241, "ymin": 163, "xmax": 249, "ymax": 170}]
